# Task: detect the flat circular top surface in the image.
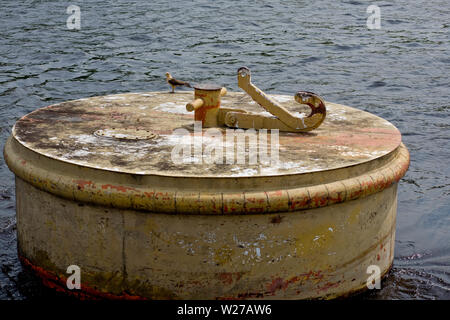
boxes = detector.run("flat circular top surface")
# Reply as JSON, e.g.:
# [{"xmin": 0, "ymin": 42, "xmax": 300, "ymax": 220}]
[
  {"xmin": 12, "ymin": 91, "xmax": 401, "ymax": 177},
  {"xmin": 192, "ymin": 83, "xmax": 222, "ymax": 91}
]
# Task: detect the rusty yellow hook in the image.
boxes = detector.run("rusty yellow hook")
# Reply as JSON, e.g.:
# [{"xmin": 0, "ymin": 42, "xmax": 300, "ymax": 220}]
[
  {"xmin": 225, "ymin": 67, "xmax": 326, "ymax": 132},
  {"xmin": 184, "ymin": 67, "xmax": 326, "ymax": 132}
]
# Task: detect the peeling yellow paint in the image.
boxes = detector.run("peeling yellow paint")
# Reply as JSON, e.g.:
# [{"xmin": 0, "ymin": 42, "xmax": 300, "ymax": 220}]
[{"xmin": 214, "ymin": 245, "xmax": 234, "ymax": 266}]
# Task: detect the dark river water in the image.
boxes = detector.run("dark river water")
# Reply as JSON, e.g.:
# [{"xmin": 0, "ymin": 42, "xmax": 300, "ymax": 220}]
[{"xmin": 0, "ymin": 0, "xmax": 449, "ymax": 299}]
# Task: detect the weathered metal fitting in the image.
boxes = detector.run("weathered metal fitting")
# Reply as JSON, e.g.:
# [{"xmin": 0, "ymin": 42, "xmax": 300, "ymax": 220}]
[
  {"xmin": 185, "ymin": 83, "xmax": 227, "ymax": 127},
  {"xmin": 185, "ymin": 67, "xmax": 326, "ymax": 132},
  {"xmin": 234, "ymin": 67, "xmax": 327, "ymax": 132}
]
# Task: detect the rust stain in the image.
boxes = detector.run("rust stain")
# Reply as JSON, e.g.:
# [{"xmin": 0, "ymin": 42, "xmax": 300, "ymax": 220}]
[
  {"xmin": 317, "ymin": 281, "xmax": 340, "ymax": 293},
  {"xmin": 270, "ymin": 215, "xmax": 284, "ymax": 224},
  {"xmin": 266, "ymin": 272, "xmax": 323, "ymax": 295},
  {"xmin": 267, "ymin": 277, "xmax": 286, "ymax": 292},
  {"xmin": 299, "ymin": 270, "xmax": 324, "ymax": 281},
  {"xmin": 218, "ymin": 272, "xmax": 242, "ymax": 285},
  {"xmin": 19, "ymin": 254, "xmax": 145, "ymax": 300}
]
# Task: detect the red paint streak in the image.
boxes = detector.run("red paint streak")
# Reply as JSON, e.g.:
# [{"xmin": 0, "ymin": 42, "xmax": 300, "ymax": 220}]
[
  {"xmin": 377, "ymin": 254, "xmax": 380, "ymax": 261},
  {"xmin": 245, "ymin": 196, "xmax": 266, "ymax": 213},
  {"xmin": 154, "ymin": 191, "xmax": 173, "ymax": 201},
  {"xmin": 289, "ymin": 196, "xmax": 309, "ymax": 211},
  {"xmin": 349, "ymin": 188, "xmax": 363, "ymax": 199},
  {"xmin": 223, "ymin": 202, "xmax": 241, "ymax": 214},
  {"xmin": 372, "ymin": 176, "xmax": 388, "ymax": 191},
  {"xmin": 73, "ymin": 180, "xmax": 94, "ymax": 190},
  {"xmin": 311, "ymin": 195, "xmax": 327, "ymax": 207},
  {"xmin": 19, "ymin": 254, "xmax": 145, "ymax": 300},
  {"xmin": 144, "ymin": 191, "xmax": 155, "ymax": 198},
  {"xmin": 360, "ymin": 178, "xmax": 375, "ymax": 193},
  {"xmin": 245, "ymin": 197, "xmax": 265, "ymax": 205},
  {"xmin": 271, "ymin": 190, "xmax": 283, "ymax": 197}
]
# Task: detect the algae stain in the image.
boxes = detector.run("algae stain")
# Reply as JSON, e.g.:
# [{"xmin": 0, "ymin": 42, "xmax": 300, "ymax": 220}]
[
  {"xmin": 295, "ymin": 224, "xmax": 336, "ymax": 257},
  {"xmin": 347, "ymin": 205, "xmax": 361, "ymax": 225},
  {"xmin": 214, "ymin": 245, "xmax": 234, "ymax": 265}
]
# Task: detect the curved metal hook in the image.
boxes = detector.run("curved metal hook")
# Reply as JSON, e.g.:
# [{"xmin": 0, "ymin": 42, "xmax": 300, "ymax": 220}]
[
  {"xmin": 235, "ymin": 67, "xmax": 326, "ymax": 132},
  {"xmin": 294, "ymin": 91, "xmax": 326, "ymax": 131}
]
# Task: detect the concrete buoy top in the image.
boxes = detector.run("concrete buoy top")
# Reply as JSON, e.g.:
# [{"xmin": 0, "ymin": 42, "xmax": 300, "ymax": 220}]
[{"xmin": 5, "ymin": 91, "xmax": 409, "ymax": 214}]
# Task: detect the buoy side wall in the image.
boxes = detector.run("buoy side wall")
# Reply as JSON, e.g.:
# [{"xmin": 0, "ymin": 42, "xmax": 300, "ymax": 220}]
[{"xmin": 16, "ymin": 176, "xmax": 398, "ymax": 299}]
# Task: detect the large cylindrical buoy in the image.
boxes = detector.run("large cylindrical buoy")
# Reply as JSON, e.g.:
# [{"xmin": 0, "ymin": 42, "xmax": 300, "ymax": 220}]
[{"xmin": 4, "ymin": 91, "xmax": 409, "ymax": 299}]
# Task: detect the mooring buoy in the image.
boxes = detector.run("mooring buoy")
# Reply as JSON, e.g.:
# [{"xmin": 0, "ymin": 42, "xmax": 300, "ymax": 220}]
[{"xmin": 3, "ymin": 69, "xmax": 409, "ymax": 299}]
